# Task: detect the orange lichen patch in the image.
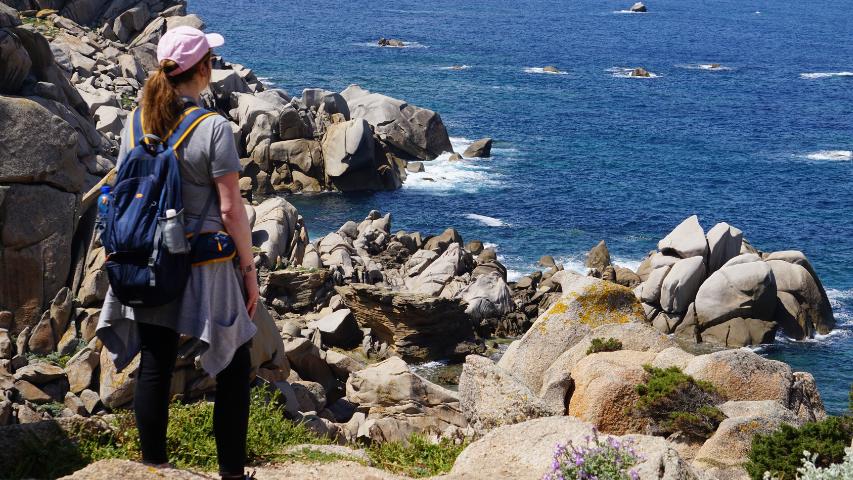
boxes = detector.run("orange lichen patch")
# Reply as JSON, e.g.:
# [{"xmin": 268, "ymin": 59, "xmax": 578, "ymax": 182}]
[
  {"xmin": 736, "ymin": 419, "xmax": 763, "ymax": 435},
  {"xmin": 574, "ymin": 281, "xmax": 643, "ymax": 327}
]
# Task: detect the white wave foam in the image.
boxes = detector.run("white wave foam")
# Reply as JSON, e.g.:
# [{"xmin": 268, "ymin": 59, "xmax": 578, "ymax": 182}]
[
  {"xmin": 803, "ymin": 150, "xmax": 852, "ymax": 161},
  {"xmin": 256, "ymin": 76, "xmax": 276, "ymax": 86},
  {"xmin": 412, "ymin": 360, "xmax": 447, "ymax": 369},
  {"xmin": 549, "ymin": 255, "xmax": 588, "ymax": 275},
  {"xmin": 827, "ymin": 288, "xmax": 853, "ymax": 313},
  {"xmin": 608, "ymin": 67, "xmax": 660, "ymax": 78},
  {"xmin": 613, "ymin": 10, "xmax": 648, "ymax": 14},
  {"xmin": 464, "ymin": 213, "xmax": 507, "ymax": 227},
  {"xmin": 403, "ymin": 137, "xmax": 500, "ymax": 193},
  {"xmin": 524, "ymin": 67, "xmax": 568, "ymax": 75},
  {"xmin": 483, "ymin": 242, "xmax": 498, "ymax": 250},
  {"xmin": 612, "ymin": 256, "xmax": 642, "ymax": 272},
  {"xmin": 677, "ymin": 63, "xmax": 732, "ymax": 71},
  {"xmin": 355, "ymin": 41, "xmax": 427, "ymax": 49},
  {"xmin": 506, "ymin": 269, "xmax": 525, "ymax": 282},
  {"xmin": 800, "ymin": 71, "xmax": 853, "ymax": 79},
  {"xmin": 440, "ymin": 65, "xmax": 471, "ymax": 70}
]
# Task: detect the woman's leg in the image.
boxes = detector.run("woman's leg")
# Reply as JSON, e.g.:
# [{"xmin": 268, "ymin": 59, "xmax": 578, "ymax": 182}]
[
  {"xmin": 134, "ymin": 323, "xmax": 180, "ymax": 465},
  {"xmin": 214, "ymin": 342, "xmax": 252, "ymax": 477}
]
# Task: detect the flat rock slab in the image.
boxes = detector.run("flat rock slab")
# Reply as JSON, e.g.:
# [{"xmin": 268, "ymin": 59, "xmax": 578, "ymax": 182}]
[
  {"xmin": 61, "ymin": 459, "xmax": 410, "ymax": 480},
  {"xmin": 336, "ymin": 283, "xmax": 474, "ymax": 362}
]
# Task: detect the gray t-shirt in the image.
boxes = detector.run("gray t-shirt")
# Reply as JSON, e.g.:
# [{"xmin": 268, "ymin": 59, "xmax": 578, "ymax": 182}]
[{"xmin": 117, "ymin": 108, "xmax": 241, "ymax": 232}]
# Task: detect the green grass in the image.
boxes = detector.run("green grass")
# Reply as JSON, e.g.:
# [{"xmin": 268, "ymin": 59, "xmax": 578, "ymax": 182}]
[
  {"xmin": 6, "ymin": 387, "xmax": 328, "ymax": 479},
  {"xmin": 20, "ymin": 17, "xmax": 61, "ymax": 37},
  {"xmin": 119, "ymin": 94, "xmax": 136, "ymax": 110},
  {"xmin": 366, "ymin": 434, "xmax": 466, "ymax": 478},
  {"xmin": 633, "ymin": 365, "xmax": 726, "ymax": 439},
  {"xmin": 745, "ymin": 416, "xmax": 853, "ymax": 480},
  {"xmin": 280, "ymin": 447, "xmax": 366, "ymax": 464},
  {"xmin": 7, "ymin": 388, "xmax": 468, "ymax": 479},
  {"xmin": 586, "ymin": 337, "xmax": 623, "ymax": 355},
  {"xmin": 26, "ymin": 351, "xmax": 73, "ymax": 368},
  {"xmin": 37, "ymin": 401, "xmax": 66, "ymax": 418}
]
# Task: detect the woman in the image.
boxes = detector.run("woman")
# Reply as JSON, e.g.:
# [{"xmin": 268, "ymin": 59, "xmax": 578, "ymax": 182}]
[{"xmin": 97, "ymin": 26, "xmax": 260, "ymax": 480}]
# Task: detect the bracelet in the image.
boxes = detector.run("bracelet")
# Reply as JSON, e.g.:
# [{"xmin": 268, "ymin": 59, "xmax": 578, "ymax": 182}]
[{"xmin": 239, "ymin": 264, "xmax": 256, "ymax": 275}]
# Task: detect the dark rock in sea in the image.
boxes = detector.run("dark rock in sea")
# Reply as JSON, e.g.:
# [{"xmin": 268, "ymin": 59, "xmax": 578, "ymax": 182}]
[
  {"xmin": 630, "ymin": 2, "xmax": 647, "ymax": 13},
  {"xmin": 377, "ymin": 37, "xmax": 405, "ymax": 47},
  {"xmin": 630, "ymin": 67, "xmax": 652, "ymax": 77},
  {"xmin": 462, "ymin": 138, "xmax": 492, "ymax": 158}
]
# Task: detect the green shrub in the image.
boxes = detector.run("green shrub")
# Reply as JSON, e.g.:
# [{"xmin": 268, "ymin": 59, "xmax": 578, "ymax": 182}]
[
  {"xmin": 796, "ymin": 447, "xmax": 853, "ymax": 480},
  {"xmin": 26, "ymin": 351, "xmax": 73, "ymax": 368},
  {"xmin": 587, "ymin": 337, "xmax": 623, "ymax": 355},
  {"xmin": 367, "ymin": 434, "xmax": 466, "ymax": 478},
  {"xmin": 745, "ymin": 416, "xmax": 853, "ymax": 480},
  {"xmin": 37, "ymin": 401, "xmax": 67, "ymax": 418},
  {"xmin": 633, "ymin": 365, "xmax": 725, "ymax": 439}
]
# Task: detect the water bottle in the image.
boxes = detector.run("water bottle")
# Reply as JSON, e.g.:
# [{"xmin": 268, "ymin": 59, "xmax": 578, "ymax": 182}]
[
  {"xmin": 96, "ymin": 185, "xmax": 111, "ymax": 235},
  {"xmin": 162, "ymin": 208, "xmax": 190, "ymax": 254}
]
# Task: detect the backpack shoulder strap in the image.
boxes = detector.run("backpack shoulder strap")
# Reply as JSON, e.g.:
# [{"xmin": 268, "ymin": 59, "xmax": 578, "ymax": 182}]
[
  {"xmin": 167, "ymin": 106, "xmax": 218, "ymax": 152},
  {"xmin": 129, "ymin": 108, "xmax": 144, "ymax": 147}
]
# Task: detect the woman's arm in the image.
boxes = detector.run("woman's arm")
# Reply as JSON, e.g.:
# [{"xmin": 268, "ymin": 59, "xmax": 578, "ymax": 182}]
[{"xmin": 214, "ymin": 172, "xmax": 259, "ymax": 318}]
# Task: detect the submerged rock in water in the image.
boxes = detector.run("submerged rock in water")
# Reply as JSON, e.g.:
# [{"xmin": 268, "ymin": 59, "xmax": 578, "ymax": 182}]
[
  {"xmin": 630, "ymin": 2, "xmax": 647, "ymax": 12},
  {"xmin": 377, "ymin": 37, "xmax": 405, "ymax": 47},
  {"xmin": 462, "ymin": 138, "xmax": 492, "ymax": 158},
  {"xmin": 630, "ymin": 67, "xmax": 653, "ymax": 77}
]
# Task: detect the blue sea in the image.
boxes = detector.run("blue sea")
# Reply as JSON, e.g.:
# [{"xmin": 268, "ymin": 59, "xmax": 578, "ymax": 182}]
[{"xmin": 192, "ymin": 0, "xmax": 853, "ymax": 414}]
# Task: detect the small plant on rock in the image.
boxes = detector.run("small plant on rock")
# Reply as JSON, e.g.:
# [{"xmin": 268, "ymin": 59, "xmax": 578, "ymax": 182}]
[
  {"xmin": 746, "ymin": 416, "xmax": 853, "ymax": 480},
  {"xmin": 633, "ymin": 365, "xmax": 725, "ymax": 440},
  {"xmin": 587, "ymin": 337, "xmax": 623, "ymax": 355},
  {"xmin": 543, "ymin": 428, "xmax": 642, "ymax": 480}
]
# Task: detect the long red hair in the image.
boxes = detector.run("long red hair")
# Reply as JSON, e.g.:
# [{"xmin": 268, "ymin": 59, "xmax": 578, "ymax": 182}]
[{"xmin": 141, "ymin": 51, "xmax": 212, "ymax": 138}]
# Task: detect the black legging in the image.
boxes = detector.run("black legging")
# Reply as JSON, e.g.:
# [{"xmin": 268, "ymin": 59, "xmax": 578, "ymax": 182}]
[{"xmin": 134, "ymin": 323, "xmax": 251, "ymax": 477}]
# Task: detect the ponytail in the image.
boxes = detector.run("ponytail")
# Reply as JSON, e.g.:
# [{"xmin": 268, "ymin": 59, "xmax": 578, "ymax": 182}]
[{"xmin": 141, "ymin": 51, "xmax": 212, "ymax": 138}]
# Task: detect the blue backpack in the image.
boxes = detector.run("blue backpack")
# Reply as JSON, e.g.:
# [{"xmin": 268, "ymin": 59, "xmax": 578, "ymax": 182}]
[{"xmin": 102, "ymin": 104, "xmax": 217, "ymax": 308}]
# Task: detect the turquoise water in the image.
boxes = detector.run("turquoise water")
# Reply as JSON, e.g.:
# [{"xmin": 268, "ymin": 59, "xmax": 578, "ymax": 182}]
[{"xmin": 192, "ymin": 0, "xmax": 853, "ymax": 413}]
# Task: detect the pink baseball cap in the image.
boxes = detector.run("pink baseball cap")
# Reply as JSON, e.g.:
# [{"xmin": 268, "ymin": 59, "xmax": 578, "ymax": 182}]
[{"xmin": 156, "ymin": 26, "xmax": 224, "ymax": 76}]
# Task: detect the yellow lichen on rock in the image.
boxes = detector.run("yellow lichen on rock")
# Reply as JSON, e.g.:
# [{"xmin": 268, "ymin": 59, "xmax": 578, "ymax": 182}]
[{"xmin": 573, "ymin": 280, "xmax": 644, "ymax": 327}]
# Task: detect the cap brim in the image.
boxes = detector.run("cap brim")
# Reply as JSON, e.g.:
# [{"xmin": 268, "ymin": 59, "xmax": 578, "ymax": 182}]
[{"xmin": 205, "ymin": 33, "xmax": 225, "ymax": 48}]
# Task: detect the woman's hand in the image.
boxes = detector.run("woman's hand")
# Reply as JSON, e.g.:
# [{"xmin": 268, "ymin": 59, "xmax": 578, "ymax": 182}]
[
  {"xmin": 243, "ymin": 267, "xmax": 260, "ymax": 318},
  {"xmin": 215, "ymin": 171, "xmax": 260, "ymax": 319}
]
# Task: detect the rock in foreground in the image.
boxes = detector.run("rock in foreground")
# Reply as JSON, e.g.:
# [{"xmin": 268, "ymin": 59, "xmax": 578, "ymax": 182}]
[{"xmin": 445, "ymin": 416, "xmax": 700, "ymax": 480}]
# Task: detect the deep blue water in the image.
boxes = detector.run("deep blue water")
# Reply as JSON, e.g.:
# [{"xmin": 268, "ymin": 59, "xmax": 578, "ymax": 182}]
[{"xmin": 192, "ymin": 0, "xmax": 853, "ymax": 413}]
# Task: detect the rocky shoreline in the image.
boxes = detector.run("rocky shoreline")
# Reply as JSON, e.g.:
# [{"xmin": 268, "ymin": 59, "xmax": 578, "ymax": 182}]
[{"xmin": 0, "ymin": 1, "xmax": 843, "ymax": 479}]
